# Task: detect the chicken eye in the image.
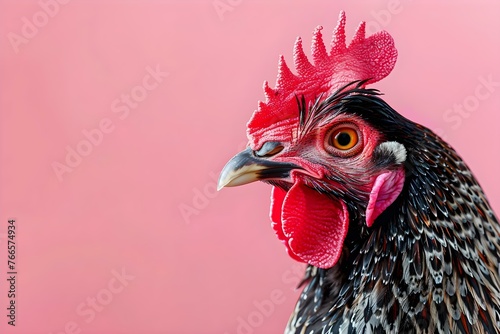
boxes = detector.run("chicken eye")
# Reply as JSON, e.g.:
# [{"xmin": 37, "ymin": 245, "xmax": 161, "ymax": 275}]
[
  {"xmin": 331, "ymin": 128, "xmax": 358, "ymax": 150},
  {"xmin": 324, "ymin": 124, "xmax": 362, "ymax": 157}
]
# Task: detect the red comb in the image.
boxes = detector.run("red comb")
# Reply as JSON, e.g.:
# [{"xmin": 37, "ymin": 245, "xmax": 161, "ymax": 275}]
[{"xmin": 247, "ymin": 11, "xmax": 397, "ymax": 148}]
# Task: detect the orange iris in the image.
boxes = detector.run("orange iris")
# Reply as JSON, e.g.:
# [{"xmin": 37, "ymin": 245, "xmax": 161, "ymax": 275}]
[{"xmin": 331, "ymin": 128, "xmax": 358, "ymax": 150}]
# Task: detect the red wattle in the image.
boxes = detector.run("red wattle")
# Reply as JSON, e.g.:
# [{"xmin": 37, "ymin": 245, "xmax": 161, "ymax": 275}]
[
  {"xmin": 270, "ymin": 181, "xmax": 349, "ymax": 269},
  {"xmin": 270, "ymin": 186, "xmax": 302, "ymax": 262}
]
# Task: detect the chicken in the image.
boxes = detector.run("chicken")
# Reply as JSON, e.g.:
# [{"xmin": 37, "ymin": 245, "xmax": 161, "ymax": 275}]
[{"xmin": 218, "ymin": 11, "xmax": 500, "ymax": 334}]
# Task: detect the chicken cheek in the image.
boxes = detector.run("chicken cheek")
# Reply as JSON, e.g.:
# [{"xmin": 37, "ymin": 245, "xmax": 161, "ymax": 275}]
[{"xmin": 270, "ymin": 180, "xmax": 349, "ymax": 269}]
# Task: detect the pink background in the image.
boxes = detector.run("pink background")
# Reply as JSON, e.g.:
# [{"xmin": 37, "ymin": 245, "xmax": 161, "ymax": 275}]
[{"xmin": 1, "ymin": 1, "xmax": 499, "ymax": 333}]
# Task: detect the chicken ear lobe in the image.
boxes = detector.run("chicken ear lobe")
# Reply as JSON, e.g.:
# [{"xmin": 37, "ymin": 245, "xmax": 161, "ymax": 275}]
[{"xmin": 365, "ymin": 168, "xmax": 405, "ymax": 227}]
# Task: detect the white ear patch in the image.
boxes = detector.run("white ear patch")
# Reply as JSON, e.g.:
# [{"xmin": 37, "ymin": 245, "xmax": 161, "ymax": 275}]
[{"xmin": 376, "ymin": 141, "xmax": 407, "ymax": 164}]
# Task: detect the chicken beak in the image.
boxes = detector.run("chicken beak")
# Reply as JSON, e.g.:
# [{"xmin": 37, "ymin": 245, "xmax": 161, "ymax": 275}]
[{"xmin": 217, "ymin": 147, "xmax": 299, "ymax": 190}]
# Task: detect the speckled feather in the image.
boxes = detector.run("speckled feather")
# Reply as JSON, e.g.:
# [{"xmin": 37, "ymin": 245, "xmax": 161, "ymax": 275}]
[{"xmin": 284, "ymin": 88, "xmax": 500, "ymax": 334}]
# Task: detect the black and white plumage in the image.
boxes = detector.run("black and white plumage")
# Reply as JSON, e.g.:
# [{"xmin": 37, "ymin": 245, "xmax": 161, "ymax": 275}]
[
  {"xmin": 218, "ymin": 12, "xmax": 500, "ymax": 334},
  {"xmin": 284, "ymin": 89, "xmax": 500, "ymax": 334}
]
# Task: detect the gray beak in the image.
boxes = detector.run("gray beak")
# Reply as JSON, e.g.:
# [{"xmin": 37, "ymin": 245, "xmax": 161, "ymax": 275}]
[{"xmin": 217, "ymin": 147, "xmax": 299, "ymax": 190}]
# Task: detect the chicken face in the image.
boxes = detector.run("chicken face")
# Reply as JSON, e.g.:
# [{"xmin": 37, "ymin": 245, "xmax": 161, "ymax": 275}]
[
  {"xmin": 219, "ymin": 87, "xmax": 407, "ymax": 268},
  {"xmin": 218, "ymin": 11, "xmax": 410, "ymax": 269}
]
